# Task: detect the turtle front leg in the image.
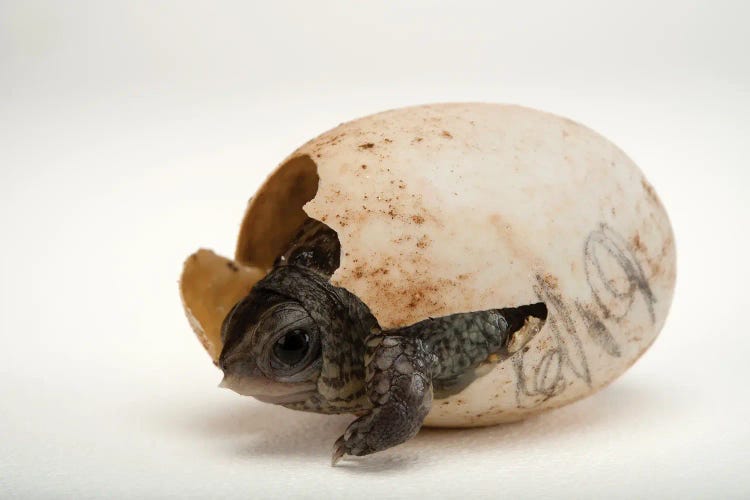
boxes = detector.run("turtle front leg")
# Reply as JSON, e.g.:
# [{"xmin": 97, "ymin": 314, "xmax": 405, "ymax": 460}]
[
  {"xmin": 331, "ymin": 335, "xmax": 437, "ymax": 465},
  {"xmin": 331, "ymin": 304, "xmax": 546, "ymax": 464}
]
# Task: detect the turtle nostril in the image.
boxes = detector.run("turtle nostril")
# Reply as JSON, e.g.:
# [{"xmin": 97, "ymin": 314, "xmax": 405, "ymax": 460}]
[
  {"xmin": 220, "ymin": 358, "xmax": 238, "ymax": 376},
  {"xmin": 220, "ymin": 357, "xmax": 257, "ymax": 379},
  {"xmin": 217, "ymin": 356, "xmax": 229, "ymax": 373}
]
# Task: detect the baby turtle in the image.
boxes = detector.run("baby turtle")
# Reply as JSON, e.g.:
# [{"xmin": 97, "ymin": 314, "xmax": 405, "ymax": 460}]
[{"xmin": 218, "ymin": 219, "xmax": 547, "ymax": 464}]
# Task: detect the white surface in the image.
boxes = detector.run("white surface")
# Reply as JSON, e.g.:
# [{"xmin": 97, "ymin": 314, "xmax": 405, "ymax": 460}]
[{"xmin": 0, "ymin": 1, "xmax": 748, "ymax": 498}]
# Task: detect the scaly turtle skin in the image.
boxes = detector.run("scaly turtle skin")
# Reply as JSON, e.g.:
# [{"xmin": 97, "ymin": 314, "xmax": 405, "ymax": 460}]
[{"xmin": 219, "ymin": 219, "xmax": 546, "ymax": 464}]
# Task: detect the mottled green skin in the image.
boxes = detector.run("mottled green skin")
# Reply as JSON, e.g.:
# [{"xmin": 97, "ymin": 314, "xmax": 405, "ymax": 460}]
[
  {"xmin": 220, "ymin": 219, "xmax": 546, "ymax": 462},
  {"xmin": 244, "ymin": 265, "xmax": 376, "ymax": 413}
]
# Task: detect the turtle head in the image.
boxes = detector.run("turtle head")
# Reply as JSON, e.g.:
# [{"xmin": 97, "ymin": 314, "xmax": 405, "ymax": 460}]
[
  {"xmin": 218, "ymin": 289, "xmax": 323, "ymax": 405},
  {"xmin": 218, "ymin": 264, "xmax": 380, "ymax": 412}
]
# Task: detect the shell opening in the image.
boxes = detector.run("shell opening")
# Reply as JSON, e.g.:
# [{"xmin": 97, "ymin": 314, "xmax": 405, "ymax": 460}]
[
  {"xmin": 502, "ymin": 302, "xmax": 548, "ymax": 354},
  {"xmin": 181, "ymin": 154, "xmax": 330, "ymax": 365},
  {"xmin": 235, "ymin": 154, "xmax": 332, "ymax": 271}
]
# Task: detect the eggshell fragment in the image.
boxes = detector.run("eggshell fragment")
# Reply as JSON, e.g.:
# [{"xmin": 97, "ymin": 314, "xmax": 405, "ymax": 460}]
[
  {"xmin": 182, "ymin": 103, "xmax": 676, "ymax": 427},
  {"xmin": 180, "ymin": 249, "xmax": 265, "ymax": 363}
]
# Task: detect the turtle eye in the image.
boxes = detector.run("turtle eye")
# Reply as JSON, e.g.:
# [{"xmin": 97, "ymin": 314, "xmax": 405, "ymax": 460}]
[
  {"xmin": 272, "ymin": 329, "xmax": 310, "ymax": 367},
  {"xmin": 257, "ymin": 302, "xmax": 322, "ymax": 380}
]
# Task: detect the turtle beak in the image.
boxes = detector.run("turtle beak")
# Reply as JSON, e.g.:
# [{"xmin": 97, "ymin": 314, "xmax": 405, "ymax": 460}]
[{"xmin": 218, "ymin": 372, "xmax": 316, "ymax": 404}]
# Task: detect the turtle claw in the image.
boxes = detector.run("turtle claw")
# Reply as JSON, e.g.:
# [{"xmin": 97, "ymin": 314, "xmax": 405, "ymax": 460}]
[
  {"xmin": 331, "ymin": 417, "xmax": 367, "ymax": 466},
  {"xmin": 331, "ymin": 437, "xmax": 347, "ymax": 466}
]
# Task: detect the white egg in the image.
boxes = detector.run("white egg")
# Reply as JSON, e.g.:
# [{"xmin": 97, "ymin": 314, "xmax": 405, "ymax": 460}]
[{"xmin": 181, "ymin": 103, "xmax": 676, "ymax": 427}]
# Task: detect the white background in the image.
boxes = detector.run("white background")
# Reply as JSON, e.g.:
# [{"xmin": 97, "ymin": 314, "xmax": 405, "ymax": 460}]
[{"xmin": 1, "ymin": 1, "xmax": 748, "ymax": 498}]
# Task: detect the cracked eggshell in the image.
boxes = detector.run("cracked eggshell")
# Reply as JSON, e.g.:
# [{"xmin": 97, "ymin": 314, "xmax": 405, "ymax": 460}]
[
  {"xmin": 182, "ymin": 103, "xmax": 676, "ymax": 427},
  {"xmin": 180, "ymin": 250, "xmax": 265, "ymax": 363}
]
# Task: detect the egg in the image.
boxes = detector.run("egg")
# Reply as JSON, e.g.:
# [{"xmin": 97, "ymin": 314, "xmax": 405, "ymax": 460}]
[{"xmin": 180, "ymin": 102, "xmax": 676, "ymax": 428}]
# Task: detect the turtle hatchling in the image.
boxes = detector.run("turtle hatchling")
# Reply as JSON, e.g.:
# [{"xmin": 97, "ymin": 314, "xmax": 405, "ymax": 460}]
[{"xmin": 180, "ymin": 103, "xmax": 676, "ymax": 465}]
